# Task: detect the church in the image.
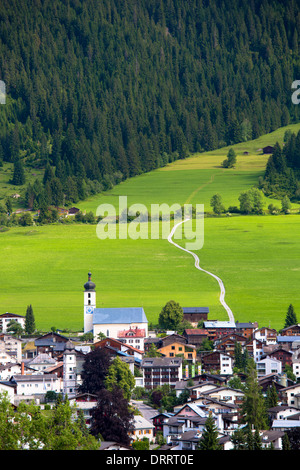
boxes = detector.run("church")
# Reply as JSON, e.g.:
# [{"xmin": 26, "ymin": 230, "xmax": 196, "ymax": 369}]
[{"xmin": 83, "ymin": 272, "xmax": 148, "ymax": 341}]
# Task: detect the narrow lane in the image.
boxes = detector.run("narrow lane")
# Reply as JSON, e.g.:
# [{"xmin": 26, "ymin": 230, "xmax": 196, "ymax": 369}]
[{"xmin": 167, "ymin": 218, "xmax": 235, "ymax": 323}]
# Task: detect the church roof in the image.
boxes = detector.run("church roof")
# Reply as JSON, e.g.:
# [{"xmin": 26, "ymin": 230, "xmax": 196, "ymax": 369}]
[{"xmin": 93, "ymin": 307, "xmax": 147, "ymax": 325}]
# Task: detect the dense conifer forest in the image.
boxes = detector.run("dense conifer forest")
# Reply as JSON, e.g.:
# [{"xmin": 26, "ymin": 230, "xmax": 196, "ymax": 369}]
[{"xmin": 1, "ymin": 0, "xmax": 300, "ymax": 208}]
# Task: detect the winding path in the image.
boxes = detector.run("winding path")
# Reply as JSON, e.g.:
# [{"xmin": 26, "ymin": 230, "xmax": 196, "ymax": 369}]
[{"xmin": 167, "ymin": 218, "xmax": 235, "ymax": 323}]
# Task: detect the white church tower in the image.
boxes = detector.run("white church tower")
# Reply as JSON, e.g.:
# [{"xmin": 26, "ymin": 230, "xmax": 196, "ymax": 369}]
[
  {"xmin": 83, "ymin": 272, "xmax": 96, "ymax": 333},
  {"xmin": 63, "ymin": 340, "xmax": 77, "ymax": 398}
]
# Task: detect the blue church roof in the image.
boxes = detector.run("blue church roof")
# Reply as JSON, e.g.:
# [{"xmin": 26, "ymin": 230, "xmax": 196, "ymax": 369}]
[{"xmin": 93, "ymin": 307, "xmax": 148, "ymax": 325}]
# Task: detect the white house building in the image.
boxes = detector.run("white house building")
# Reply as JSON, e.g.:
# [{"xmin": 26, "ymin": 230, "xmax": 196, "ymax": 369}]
[
  {"xmin": 0, "ymin": 313, "xmax": 25, "ymax": 334},
  {"xmin": 83, "ymin": 272, "xmax": 148, "ymax": 340}
]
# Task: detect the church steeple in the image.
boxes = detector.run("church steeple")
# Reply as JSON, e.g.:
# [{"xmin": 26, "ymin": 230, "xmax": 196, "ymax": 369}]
[
  {"xmin": 84, "ymin": 271, "xmax": 96, "ymax": 291},
  {"xmin": 83, "ymin": 272, "xmax": 96, "ymax": 333}
]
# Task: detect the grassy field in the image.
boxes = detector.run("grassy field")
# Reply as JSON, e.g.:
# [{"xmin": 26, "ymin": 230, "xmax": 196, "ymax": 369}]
[
  {"xmin": 76, "ymin": 122, "xmax": 300, "ymax": 214},
  {"xmin": 0, "ymin": 214, "xmax": 299, "ymax": 332},
  {"xmin": 1, "ymin": 124, "xmax": 300, "ymax": 332}
]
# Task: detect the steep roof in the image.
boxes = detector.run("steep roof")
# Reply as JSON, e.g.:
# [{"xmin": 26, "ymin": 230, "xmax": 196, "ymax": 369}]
[{"xmin": 93, "ymin": 307, "xmax": 148, "ymax": 325}]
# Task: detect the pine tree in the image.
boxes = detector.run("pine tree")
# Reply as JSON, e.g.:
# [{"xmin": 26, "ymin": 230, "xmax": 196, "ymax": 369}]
[
  {"xmin": 241, "ymin": 362, "xmax": 268, "ymax": 430},
  {"xmin": 197, "ymin": 412, "xmax": 222, "ymax": 450},
  {"xmin": 11, "ymin": 159, "xmax": 25, "ymax": 186},
  {"xmin": 25, "ymin": 305, "xmax": 35, "ymax": 334},
  {"xmin": 284, "ymin": 304, "xmax": 298, "ymax": 329}
]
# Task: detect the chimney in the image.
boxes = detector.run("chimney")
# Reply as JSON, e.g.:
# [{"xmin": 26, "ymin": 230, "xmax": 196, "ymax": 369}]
[{"xmin": 21, "ymin": 362, "xmax": 24, "ymax": 375}]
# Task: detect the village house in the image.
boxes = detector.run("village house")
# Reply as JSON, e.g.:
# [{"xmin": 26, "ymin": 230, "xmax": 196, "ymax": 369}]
[
  {"xmin": 34, "ymin": 332, "xmax": 70, "ymax": 358},
  {"xmin": 182, "ymin": 329, "xmax": 208, "ymax": 348},
  {"xmin": 117, "ymin": 326, "xmax": 146, "ymax": 351},
  {"xmin": 0, "ymin": 333, "xmax": 23, "ymax": 363},
  {"xmin": 142, "ymin": 357, "xmax": 183, "ymax": 390},
  {"xmin": 182, "ymin": 307, "xmax": 209, "ymax": 327},
  {"xmin": 244, "ymin": 337, "xmax": 264, "ymax": 362},
  {"xmin": 0, "ymin": 313, "xmax": 25, "ymax": 334},
  {"xmin": 280, "ymin": 324, "xmax": 300, "ymax": 336},
  {"xmin": 157, "ymin": 341, "xmax": 197, "ymax": 363},
  {"xmin": 203, "ymin": 321, "xmax": 236, "ymax": 341},
  {"xmin": 256, "ymin": 357, "xmax": 282, "ymax": 377},
  {"xmin": 10, "ymin": 373, "xmax": 63, "ymax": 404},
  {"xmin": 235, "ymin": 321, "xmax": 258, "ymax": 340},
  {"xmin": 280, "ymin": 383, "xmax": 300, "ymax": 408},
  {"xmin": 69, "ymin": 392, "xmax": 98, "ymax": 428},
  {"xmin": 129, "ymin": 415, "xmax": 155, "ymax": 443},
  {"xmin": 201, "ymin": 351, "xmax": 233, "ymax": 376},
  {"xmin": 214, "ymin": 333, "xmax": 248, "ymax": 357},
  {"xmin": 253, "ymin": 327, "xmax": 278, "ymax": 345}
]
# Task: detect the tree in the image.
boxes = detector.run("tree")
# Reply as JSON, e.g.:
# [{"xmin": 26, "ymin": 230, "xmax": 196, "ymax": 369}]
[
  {"xmin": 0, "ymin": 392, "xmax": 99, "ymax": 450},
  {"xmin": 105, "ymin": 357, "xmax": 135, "ymax": 401},
  {"xmin": 231, "ymin": 427, "xmax": 247, "ymax": 450},
  {"xmin": 266, "ymin": 382, "xmax": 278, "ymax": 408},
  {"xmin": 78, "ymin": 347, "xmax": 111, "ymax": 395},
  {"xmin": 284, "ymin": 304, "xmax": 297, "ymax": 328},
  {"xmin": 5, "ymin": 197, "xmax": 12, "ymax": 215},
  {"xmin": 25, "ymin": 304, "xmax": 35, "ymax": 334},
  {"xmin": 11, "ymin": 158, "xmax": 25, "ymax": 185},
  {"xmin": 210, "ymin": 193, "xmax": 225, "ymax": 215},
  {"xmin": 239, "ymin": 188, "xmax": 264, "ymax": 214},
  {"xmin": 281, "ymin": 195, "xmax": 291, "ymax": 214},
  {"xmin": 222, "ymin": 147, "xmax": 237, "ymax": 168},
  {"xmin": 46, "ymin": 395, "xmax": 99, "ymax": 450},
  {"xmin": 197, "ymin": 412, "xmax": 222, "ymax": 450},
  {"xmin": 158, "ymin": 300, "xmax": 183, "ymax": 330},
  {"xmin": 7, "ymin": 320, "xmax": 23, "ymax": 337},
  {"xmin": 240, "ymin": 362, "xmax": 268, "ymax": 430},
  {"xmin": 90, "ymin": 387, "xmax": 134, "ymax": 445}
]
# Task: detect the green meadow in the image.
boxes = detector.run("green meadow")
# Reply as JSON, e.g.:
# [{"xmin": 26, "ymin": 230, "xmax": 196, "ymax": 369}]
[
  {"xmin": 1, "ymin": 123, "xmax": 300, "ymax": 332},
  {"xmin": 0, "ymin": 215, "xmax": 299, "ymax": 332}
]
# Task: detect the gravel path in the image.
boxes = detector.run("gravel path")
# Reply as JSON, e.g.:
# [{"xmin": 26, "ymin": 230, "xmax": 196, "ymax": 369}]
[{"xmin": 167, "ymin": 218, "xmax": 235, "ymax": 323}]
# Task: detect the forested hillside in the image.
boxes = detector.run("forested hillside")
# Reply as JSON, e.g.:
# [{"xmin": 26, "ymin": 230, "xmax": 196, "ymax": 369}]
[{"xmin": 1, "ymin": 0, "xmax": 300, "ymax": 208}]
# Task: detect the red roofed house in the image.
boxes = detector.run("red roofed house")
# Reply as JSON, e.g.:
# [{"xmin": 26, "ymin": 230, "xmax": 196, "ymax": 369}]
[{"xmin": 117, "ymin": 326, "xmax": 146, "ymax": 351}]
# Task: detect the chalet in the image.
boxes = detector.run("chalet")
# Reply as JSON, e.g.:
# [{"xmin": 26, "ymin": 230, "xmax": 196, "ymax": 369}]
[
  {"xmin": 201, "ymin": 351, "xmax": 233, "ymax": 375},
  {"xmin": 280, "ymin": 324, "xmax": 300, "ymax": 336},
  {"xmin": 157, "ymin": 341, "xmax": 197, "ymax": 363},
  {"xmin": 280, "ymin": 383, "xmax": 300, "ymax": 408},
  {"xmin": 0, "ymin": 313, "xmax": 25, "ymax": 333},
  {"xmin": 142, "ymin": 357, "xmax": 183, "ymax": 389},
  {"xmin": 182, "ymin": 307, "xmax": 209, "ymax": 326},
  {"xmin": 203, "ymin": 321, "xmax": 236, "ymax": 341},
  {"xmin": 276, "ymin": 335, "xmax": 300, "ymax": 350},
  {"xmin": 160, "ymin": 333, "xmax": 187, "ymax": 347},
  {"xmin": 26, "ymin": 353, "xmax": 57, "ymax": 372},
  {"xmin": 253, "ymin": 327, "xmax": 277, "ymax": 345},
  {"xmin": 267, "ymin": 347, "xmax": 293, "ymax": 369},
  {"xmin": 259, "ymin": 430, "xmax": 285, "ymax": 450},
  {"xmin": 152, "ymin": 412, "xmax": 173, "ymax": 436},
  {"xmin": 34, "ymin": 332, "xmax": 70, "ymax": 357},
  {"xmin": 186, "ymin": 381, "xmax": 221, "ymax": 400},
  {"xmin": 244, "ymin": 337, "xmax": 264, "ymax": 362},
  {"xmin": 235, "ymin": 321, "xmax": 258, "ymax": 340},
  {"xmin": 130, "ymin": 415, "xmax": 155, "ymax": 443},
  {"xmin": 198, "ymin": 386, "xmax": 244, "ymax": 406},
  {"xmin": 214, "ymin": 333, "xmax": 247, "ymax": 357},
  {"xmin": 68, "ymin": 207, "xmax": 80, "ymax": 215},
  {"xmin": 262, "ymin": 145, "xmax": 274, "ymax": 154},
  {"xmin": 182, "ymin": 329, "xmax": 208, "ymax": 348},
  {"xmin": 267, "ymin": 405, "xmax": 299, "ymax": 422}
]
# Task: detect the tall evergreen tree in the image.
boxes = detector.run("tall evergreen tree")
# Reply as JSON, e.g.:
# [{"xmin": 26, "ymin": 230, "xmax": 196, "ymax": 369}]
[
  {"xmin": 284, "ymin": 304, "xmax": 298, "ymax": 329},
  {"xmin": 25, "ymin": 304, "xmax": 35, "ymax": 335},
  {"xmin": 197, "ymin": 412, "xmax": 222, "ymax": 451}
]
